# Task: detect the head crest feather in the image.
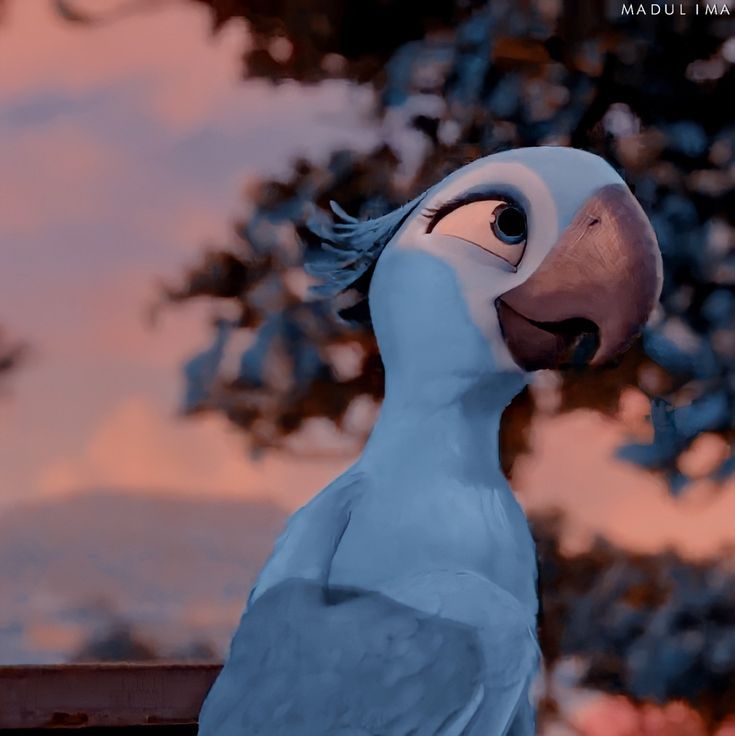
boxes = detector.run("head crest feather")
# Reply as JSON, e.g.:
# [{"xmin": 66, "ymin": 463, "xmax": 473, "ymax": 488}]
[{"xmin": 301, "ymin": 192, "xmax": 427, "ymax": 323}]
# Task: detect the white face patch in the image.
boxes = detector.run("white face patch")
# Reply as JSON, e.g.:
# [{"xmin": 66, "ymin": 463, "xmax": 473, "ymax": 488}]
[{"xmin": 431, "ymin": 199, "xmax": 527, "ymax": 268}]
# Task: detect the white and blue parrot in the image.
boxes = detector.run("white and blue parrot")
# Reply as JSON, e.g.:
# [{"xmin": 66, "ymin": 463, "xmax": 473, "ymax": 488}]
[{"xmin": 198, "ymin": 146, "xmax": 663, "ymax": 735}]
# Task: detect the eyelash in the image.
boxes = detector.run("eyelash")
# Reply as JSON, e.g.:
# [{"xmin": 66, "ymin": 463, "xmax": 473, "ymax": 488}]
[
  {"xmin": 420, "ymin": 205, "xmax": 440, "ymax": 223},
  {"xmin": 422, "ymin": 193, "xmax": 523, "ymax": 233}
]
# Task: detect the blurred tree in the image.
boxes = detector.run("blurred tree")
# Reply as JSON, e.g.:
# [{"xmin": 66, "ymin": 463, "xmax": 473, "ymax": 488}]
[
  {"xmin": 169, "ymin": 639, "xmax": 219, "ymax": 661},
  {"xmin": 57, "ymin": 0, "xmax": 485, "ymax": 80},
  {"xmin": 153, "ymin": 0, "xmax": 734, "ymax": 489},
  {"xmin": 71, "ymin": 621, "xmax": 220, "ymax": 662},
  {"xmin": 157, "ymin": 1, "xmax": 735, "ymax": 729},
  {"xmin": 56, "ymin": 0, "xmax": 735, "ymax": 729},
  {"xmin": 72, "ymin": 621, "xmax": 161, "ymax": 662},
  {"xmin": 534, "ymin": 511, "xmax": 735, "ymax": 731},
  {"xmin": 0, "ymin": 327, "xmax": 25, "ymax": 382},
  {"xmin": 158, "ymin": 3, "xmax": 735, "ymax": 724},
  {"xmin": 188, "ymin": 0, "xmax": 488, "ymax": 82}
]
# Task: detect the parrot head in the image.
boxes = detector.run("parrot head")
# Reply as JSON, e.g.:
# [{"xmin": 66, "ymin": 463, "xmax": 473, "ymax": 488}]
[{"xmin": 307, "ymin": 147, "xmax": 662, "ymax": 391}]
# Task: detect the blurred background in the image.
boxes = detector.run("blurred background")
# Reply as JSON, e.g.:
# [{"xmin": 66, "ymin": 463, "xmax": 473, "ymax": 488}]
[{"xmin": 0, "ymin": 0, "xmax": 733, "ymax": 733}]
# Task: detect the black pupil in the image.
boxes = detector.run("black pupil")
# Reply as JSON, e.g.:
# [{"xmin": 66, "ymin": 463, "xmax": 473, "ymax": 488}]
[{"xmin": 496, "ymin": 206, "xmax": 525, "ymax": 239}]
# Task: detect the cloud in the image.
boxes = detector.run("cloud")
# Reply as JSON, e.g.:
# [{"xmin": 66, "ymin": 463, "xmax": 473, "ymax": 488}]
[
  {"xmin": 39, "ymin": 391, "xmax": 735, "ymax": 559},
  {"xmin": 1, "ymin": 0, "xmax": 732, "ymax": 566},
  {"xmin": 0, "ymin": 0, "xmax": 376, "ymax": 245},
  {"xmin": 37, "ymin": 395, "xmax": 350, "ymax": 510},
  {"xmin": 515, "ymin": 409, "xmax": 735, "ymax": 559},
  {"xmin": 0, "ymin": 2, "xmax": 244, "ymax": 110},
  {"xmin": 572, "ymin": 694, "xmax": 707, "ymax": 736},
  {"xmin": 0, "ymin": 121, "xmax": 124, "ymax": 235},
  {"xmin": 0, "ymin": 0, "xmax": 376, "ymax": 513}
]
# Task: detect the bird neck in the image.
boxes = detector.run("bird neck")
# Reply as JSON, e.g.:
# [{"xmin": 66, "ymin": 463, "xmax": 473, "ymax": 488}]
[
  {"xmin": 364, "ymin": 245, "xmax": 526, "ymax": 480},
  {"xmin": 361, "ymin": 370, "xmax": 526, "ymax": 485}
]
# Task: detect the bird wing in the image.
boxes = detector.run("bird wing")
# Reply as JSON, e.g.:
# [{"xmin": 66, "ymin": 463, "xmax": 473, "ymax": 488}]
[
  {"xmin": 198, "ymin": 579, "xmax": 486, "ymax": 736},
  {"xmin": 199, "ymin": 578, "xmax": 537, "ymax": 736},
  {"xmin": 248, "ymin": 469, "xmax": 363, "ymax": 605}
]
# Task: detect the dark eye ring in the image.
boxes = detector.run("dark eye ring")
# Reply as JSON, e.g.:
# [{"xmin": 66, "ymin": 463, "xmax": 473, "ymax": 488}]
[{"xmin": 491, "ymin": 203, "xmax": 526, "ymax": 245}]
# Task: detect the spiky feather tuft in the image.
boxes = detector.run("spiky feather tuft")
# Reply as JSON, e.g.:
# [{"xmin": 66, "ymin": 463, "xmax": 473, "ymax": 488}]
[{"xmin": 301, "ymin": 193, "xmax": 428, "ymax": 324}]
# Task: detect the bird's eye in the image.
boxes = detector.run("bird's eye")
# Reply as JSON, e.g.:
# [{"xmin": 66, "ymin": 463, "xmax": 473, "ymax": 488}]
[
  {"xmin": 491, "ymin": 204, "xmax": 526, "ymax": 245},
  {"xmin": 430, "ymin": 198, "xmax": 527, "ymax": 268}
]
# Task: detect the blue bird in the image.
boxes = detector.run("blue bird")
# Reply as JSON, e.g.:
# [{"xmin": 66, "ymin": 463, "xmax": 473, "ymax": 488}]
[{"xmin": 198, "ymin": 147, "xmax": 663, "ymax": 735}]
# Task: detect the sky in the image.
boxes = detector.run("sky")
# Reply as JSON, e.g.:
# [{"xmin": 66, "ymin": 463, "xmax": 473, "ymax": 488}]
[
  {"xmin": 0, "ymin": 0, "xmax": 734, "ymax": 559},
  {"xmin": 0, "ymin": 0, "xmax": 377, "ymax": 511}
]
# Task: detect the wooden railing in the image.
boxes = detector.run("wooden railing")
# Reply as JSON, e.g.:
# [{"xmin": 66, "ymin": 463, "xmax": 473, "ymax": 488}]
[{"xmin": 0, "ymin": 663, "xmax": 221, "ymax": 732}]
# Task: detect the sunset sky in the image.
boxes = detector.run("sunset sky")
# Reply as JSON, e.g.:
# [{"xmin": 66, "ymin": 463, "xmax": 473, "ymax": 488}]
[{"xmin": 0, "ymin": 0, "xmax": 733, "ymax": 560}]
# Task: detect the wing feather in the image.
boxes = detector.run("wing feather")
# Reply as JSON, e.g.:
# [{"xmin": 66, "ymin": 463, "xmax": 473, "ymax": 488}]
[{"xmin": 199, "ymin": 580, "xmax": 485, "ymax": 736}]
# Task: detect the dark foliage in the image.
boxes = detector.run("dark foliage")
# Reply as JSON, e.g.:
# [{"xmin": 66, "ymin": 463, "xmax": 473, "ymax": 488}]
[
  {"xmin": 72, "ymin": 618, "xmax": 218, "ymax": 663},
  {"xmin": 72, "ymin": 621, "xmax": 161, "ymax": 662},
  {"xmin": 0, "ymin": 327, "xmax": 25, "ymax": 382},
  {"xmin": 535, "ymin": 511, "xmax": 735, "ymax": 729},
  {"xmin": 55, "ymin": 0, "xmax": 735, "ymax": 727},
  {"xmin": 156, "ymin": 0, "xmax": 735, "ymax": 725},
  {"xmin": 188, "ymin": 0, "xmax": 487, "ymax": 82},
  {"xmin": 158, "ymin": 0, "xmax": 734, "ymax": 485}
]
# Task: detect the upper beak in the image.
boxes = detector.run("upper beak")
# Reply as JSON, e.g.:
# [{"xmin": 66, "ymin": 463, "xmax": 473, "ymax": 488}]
[{"xmin": 496, "ymin": 183, "xmax": 662, "ymax": 371}]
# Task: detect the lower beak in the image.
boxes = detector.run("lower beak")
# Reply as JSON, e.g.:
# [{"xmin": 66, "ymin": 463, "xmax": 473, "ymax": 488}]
[{"xmin": 497, "ymin": 183, "xmax": 662, "ymax": 371}]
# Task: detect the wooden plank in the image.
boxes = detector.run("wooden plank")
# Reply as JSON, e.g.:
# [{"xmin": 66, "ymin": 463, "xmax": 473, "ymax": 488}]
[
  {"xmin": 0, "ymin": 663, "xmax": 221, "ymax": 730},
  {"xmin": 1, "ymin": 728, "xmax": 197, "ymax": 735}
]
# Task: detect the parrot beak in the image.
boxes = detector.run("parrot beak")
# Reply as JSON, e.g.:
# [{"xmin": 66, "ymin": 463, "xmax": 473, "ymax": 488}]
[{"xmin": 496, "ymin": 183, "xmax": 662, "ymax": 371}]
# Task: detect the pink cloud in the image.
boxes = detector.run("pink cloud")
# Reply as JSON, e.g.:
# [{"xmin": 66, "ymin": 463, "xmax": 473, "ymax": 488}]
[
  {"xmin": 0, "ymin": 0, "xmax": 376, "ymax": 140},
  {"xmin": 0, "ymin": 122, "xmax": 124, "ymax": 235},
  {"xmin": 37, "ymin": 395, "xmax": 350, "ymax": 510},
  {"xmin": 573, "ymin": 695, "xmax": 707, "ymax": 736},
  {"xmin": 36, "ymin": 387, "xmax": 735, "ymax": 560},
  {"xmin": 0, "ymin": 0, "xmax": 377, "ymax": 515},
  {"xmin": 515, "ymin": 407, "xmax": 735, "ymax": 559},
  {"xmin": 0, "ymin": 0, "xmax": 732, "ymax": 568},
  {"xmin": 0, "ymin": 1, "xmax": 244, "ymax": 114}
]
